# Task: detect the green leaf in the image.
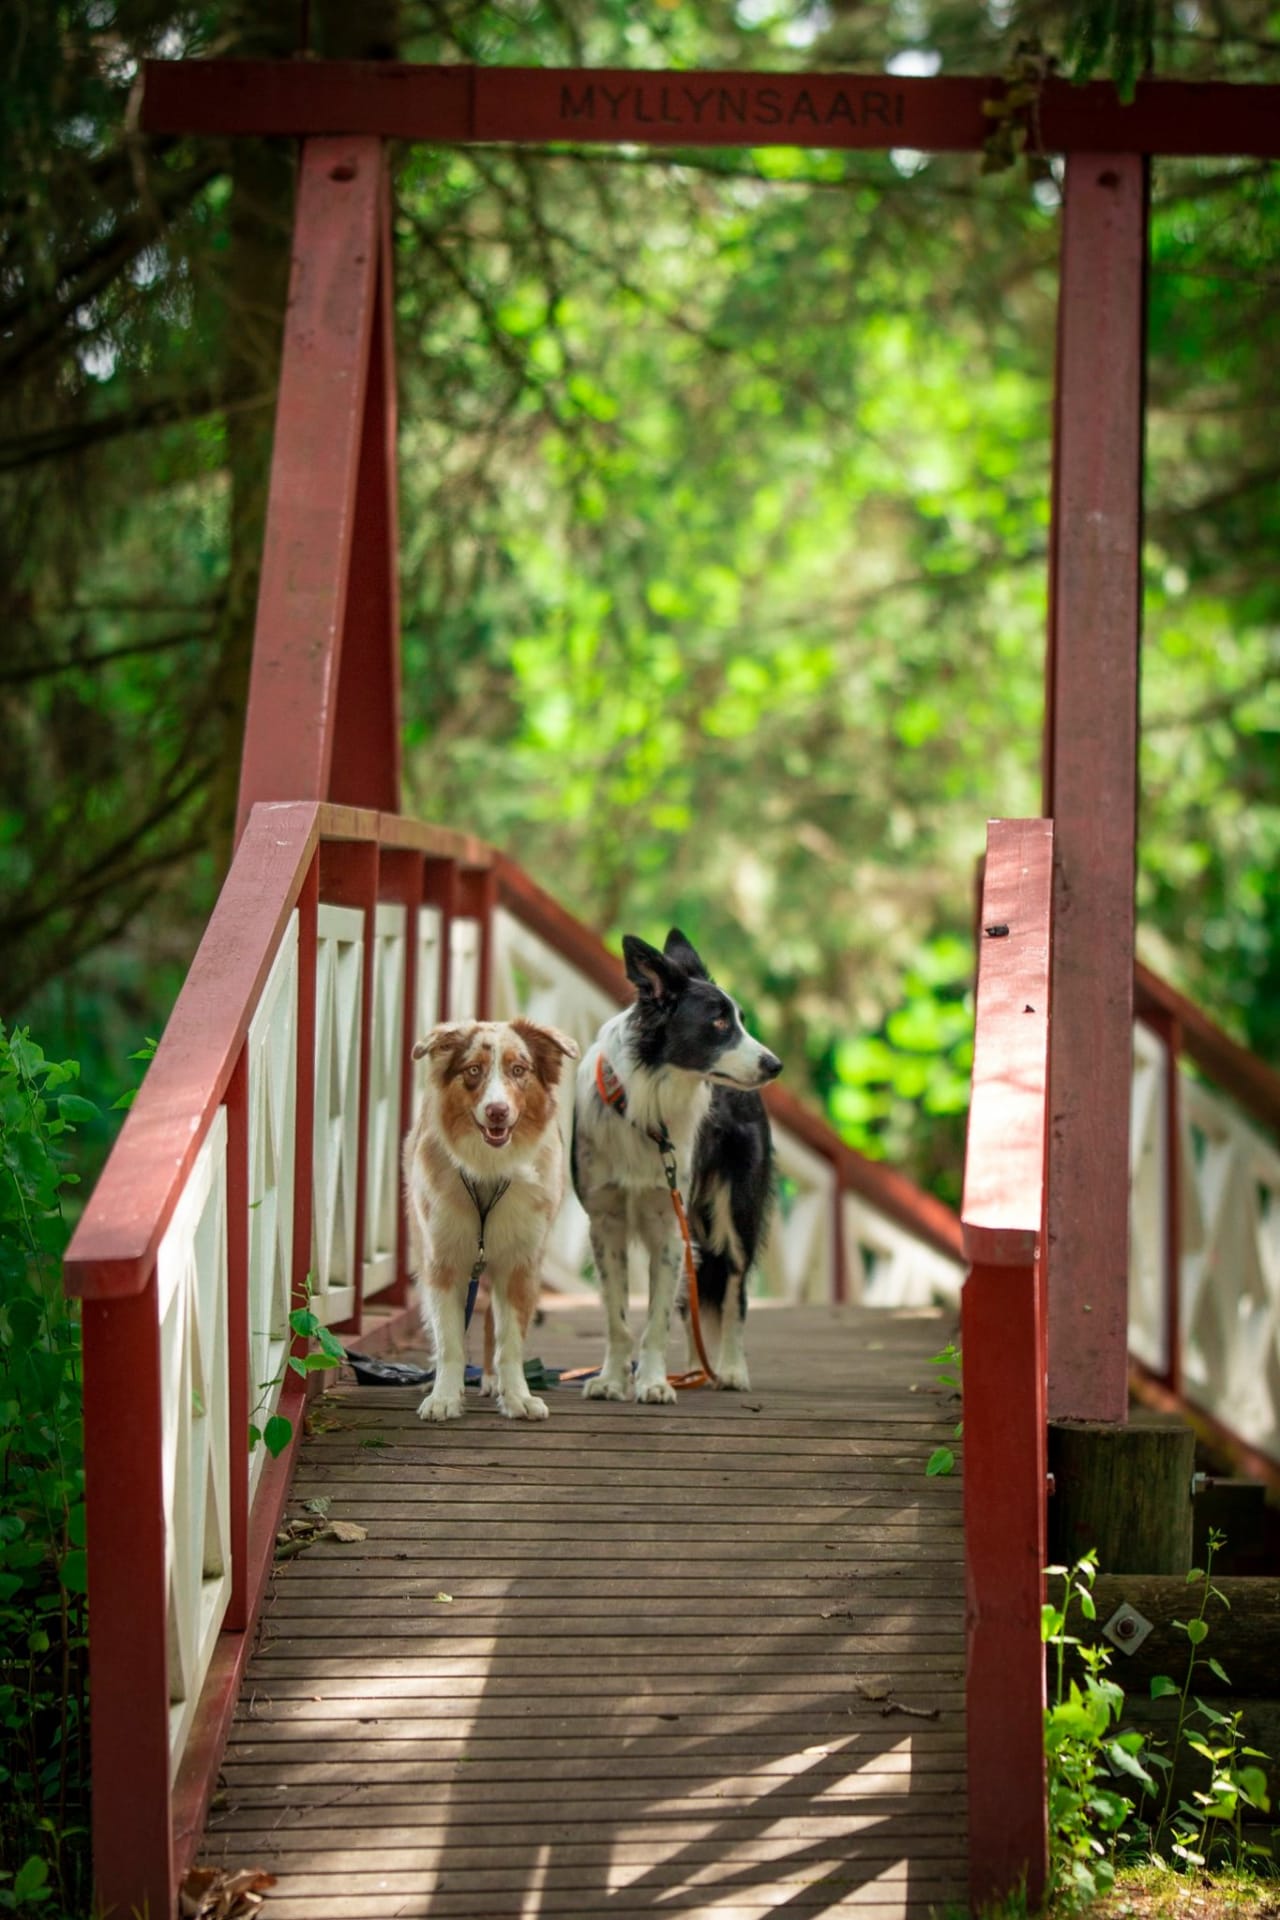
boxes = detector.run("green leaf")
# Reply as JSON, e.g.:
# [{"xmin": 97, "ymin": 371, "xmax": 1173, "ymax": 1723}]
[
  {"xmin": 56, "ymin": 1093, "xmax": 98, "ymax": 1124},
  {"xmin": 1185, "ymin": 1616, "xmax": 1209, "ymax": 1644},
  {"xmin": 1150, "ymin": 1674, "xmax": 1179, "ymax": 1699},
  {"xmin": 289, "ymin": 1309, "xmax": 322, "ymax": 1339},
  {"xmin": 13, "ymin": 1857, "xmax": 49, "ymax": 1900},
  {"xmin": 60, "ymin": 1550, "xmax": 88, "ymax": 1595},
  {"xmin": 1205, "ymin": 1656, "xmax": 1230, "ymax": 1685},
  {"xmin": 925, "ymin": 1447, "xmax": 954, "ymax": 1477},
  {"xmin": 1235, "ymin": 1766, "xmax": 1270, "ymax": 1811},
  {"xmin": 263, "ymin": 1415, "xmax": 293, "ymax": 1459},
  {"xmin": 1105, "ymin": 1739, "xmax": 1154, "ymax": 1789}
]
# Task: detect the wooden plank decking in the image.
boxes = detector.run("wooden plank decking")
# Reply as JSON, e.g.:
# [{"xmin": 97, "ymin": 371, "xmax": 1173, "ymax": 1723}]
[{"xmin": 203, "ymin": 1300, "xmax": 967, "ymax": 1917}]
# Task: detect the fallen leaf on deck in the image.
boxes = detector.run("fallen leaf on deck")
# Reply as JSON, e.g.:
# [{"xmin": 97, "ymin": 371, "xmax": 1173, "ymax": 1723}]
[
  {"xmin": 327, "ymin": 1519, "xmax": 367, "ymax": 1543},
  {"xmin": 179, "ymin": 1864, "xmax": 276, "ymax": 1919}
]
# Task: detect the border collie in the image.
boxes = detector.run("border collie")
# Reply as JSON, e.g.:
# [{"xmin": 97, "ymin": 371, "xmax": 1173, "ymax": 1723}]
[
  {"xmin": 404, "ymin": 1019, "xmax": 579, "ymax": 1422},
  {"xmin": 572, "ymin": 929, "xmax": 781, "ymax": 1402}
]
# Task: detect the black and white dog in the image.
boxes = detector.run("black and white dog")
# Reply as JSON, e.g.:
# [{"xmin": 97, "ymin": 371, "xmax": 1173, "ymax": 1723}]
[{"xmin": 571, "ymin": 928, "xmax": 781, "ymax": 1403}]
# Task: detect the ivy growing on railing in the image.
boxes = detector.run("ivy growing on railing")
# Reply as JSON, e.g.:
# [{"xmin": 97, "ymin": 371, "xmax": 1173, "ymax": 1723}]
[{"xmin": 0, "ymin": 1024, "xmax": 95, "ymax": 1917}]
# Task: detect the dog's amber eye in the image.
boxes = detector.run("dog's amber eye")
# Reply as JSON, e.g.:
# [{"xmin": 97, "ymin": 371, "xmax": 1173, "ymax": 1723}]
[
  {"xmin": 712, "ymin": 1018, "xmax": 729, "ymax": 1031},
  {"xmin": 509, "ymin": 1062, "xmax": 529, "ymax": 1079},
  {"xmin": 463, "ymin": 1063, "xmax": 485, "ymax": 1083}
]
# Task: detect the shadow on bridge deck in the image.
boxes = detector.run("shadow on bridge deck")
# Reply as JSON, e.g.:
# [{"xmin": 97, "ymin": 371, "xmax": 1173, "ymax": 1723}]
[{"xmin": 203, "ymin": 1300, "xmax": 967, "ymax": 1918}]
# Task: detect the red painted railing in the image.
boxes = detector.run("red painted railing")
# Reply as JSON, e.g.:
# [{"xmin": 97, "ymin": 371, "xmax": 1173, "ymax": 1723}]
[
  {"xmin": 960, "ymin": 817, "xmax": 1055, "ymax": 1909},
  {"xmin": 64, "ymin": 799, "xmax": 963, "ymax": 1920}
]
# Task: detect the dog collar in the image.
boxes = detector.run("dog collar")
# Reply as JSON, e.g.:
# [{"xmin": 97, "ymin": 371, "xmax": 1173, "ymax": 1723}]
[{"xmin": 594, "ymin": 1052, "xmax": 677, "ymax": 1182}]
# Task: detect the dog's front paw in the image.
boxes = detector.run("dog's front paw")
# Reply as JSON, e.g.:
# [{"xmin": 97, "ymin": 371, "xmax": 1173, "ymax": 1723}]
[
  {"xmin": 416, "ymin": 1387, "xmax": 465, "ymax": 1422},
  {"xmin": 583, "ymin": 1371, "xmax": 630, "ymax": 1401},
  {"xmin": 480, "ymin": 1370, "xmax": 497, "ymax": 1397},
  {"xmin": 714, "ymin": 1358, "xmax": 751, "ymax": 1391},
  {"xmin": 635, "ymin": 1373, "xmax": 677, "ymax": 1406},
  {"xmin": 499, "ymin": 1388, "xmax": 549, "ymax": 1422}
]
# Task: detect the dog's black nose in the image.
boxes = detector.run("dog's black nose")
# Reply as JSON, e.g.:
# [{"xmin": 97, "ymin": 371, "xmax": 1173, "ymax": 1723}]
[{"xmin": 760, "ymin": 1052, "xmax": 783, "ymax": 1080}]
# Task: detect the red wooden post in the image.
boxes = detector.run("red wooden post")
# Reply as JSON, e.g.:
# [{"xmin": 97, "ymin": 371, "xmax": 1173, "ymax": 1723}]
[
  {"xmin": 962, "ymin": 818, "xmax": 1054, "ymax": 1911},
  {"xmin": 1043, "ymin": 152, "xmax": 1148, "ymax": 1424},
  {"xmin": 234, "ymin": 137, "xmax": 390, "ymax": 840},
  {"xmin": 328, "ymin": 155, "xmax": 402, "ymax": 814},
  {"xmin": 81, "ymin": 1278, "xmax": 175, "ymax": 1920}
]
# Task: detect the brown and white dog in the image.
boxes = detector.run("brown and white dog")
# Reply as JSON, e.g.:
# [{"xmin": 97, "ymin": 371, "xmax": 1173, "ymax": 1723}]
[{"xmin": 403, "ymin": 1018, "xmax": 579, "ymax": 1422}]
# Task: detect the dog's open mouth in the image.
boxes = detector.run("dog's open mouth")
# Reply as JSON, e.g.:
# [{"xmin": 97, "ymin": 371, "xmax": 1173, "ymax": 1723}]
[{"xmin": 479, "ymin": 1122, "xmax": 513, "ymax": 1148}]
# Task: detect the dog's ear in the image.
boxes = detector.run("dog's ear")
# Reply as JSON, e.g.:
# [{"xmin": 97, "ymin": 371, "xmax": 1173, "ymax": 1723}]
[
  {"xmin": 511, "ymin": 1019, "xmax": 580, "ymax": 1085},
  {"xmin": 411, "ymin": 1022, "xmax": 472, "ymax": 1062},
  {"xmin": 663, "ymin": 927, "xmax": 709, "ymax": 980},
  {"xmin": 622, "ymin": 935, "xmax": 685, "ymax": 1002}
]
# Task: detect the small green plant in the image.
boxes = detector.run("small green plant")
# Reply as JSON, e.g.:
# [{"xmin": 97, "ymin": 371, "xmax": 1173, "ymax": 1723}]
[
  {"xmin": 1145, "ymin": 1530, "xmax": 1272, "ymax": 1871},
  {"xmin": 0, "ymin": 1025, "xmax": 95, "ymax": 1916},
  {"xmin": 925, "ymin": 1340, "xmax": 962, "ymax": 1476},
  {"xmin": 249, "ymin": 1292, "xmax": 346, "ymax": 1459},
  {"xmin": 1043, "ymin": 1550, "xmax": 1155, "ymax": 1909}
]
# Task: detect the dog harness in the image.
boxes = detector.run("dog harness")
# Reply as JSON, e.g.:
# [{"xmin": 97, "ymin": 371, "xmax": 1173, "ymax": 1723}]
[
  {"xmin": 593, "ymin": 1051, "xmax": 718, "ymax": 1388},
  {"xmin": 457, "ymin": 1170, "xmax": 510, "ymax": 1329}
]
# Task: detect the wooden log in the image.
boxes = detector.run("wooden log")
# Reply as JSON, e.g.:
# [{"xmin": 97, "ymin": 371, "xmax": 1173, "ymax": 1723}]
[
  {"xmin": 1068, "ymin": 1575, "xmax": 1280, "ymax": 1697},
  {"xmin": 1050, "ymin": 1418, "xmax": 1194, "ymax": 1573}
]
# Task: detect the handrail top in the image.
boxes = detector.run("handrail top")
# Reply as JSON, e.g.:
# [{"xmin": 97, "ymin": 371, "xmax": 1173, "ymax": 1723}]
[{"xmin": 961, "ymin": 818, "xmax": 1054, "ymax": 1269}]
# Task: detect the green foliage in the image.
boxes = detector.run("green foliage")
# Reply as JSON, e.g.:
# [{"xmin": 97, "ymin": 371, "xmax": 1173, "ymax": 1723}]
[
  {"xmin": 0, "ymin": 1025, "xmax": 92, "ymax": 1915},
  {"xmin": 924, "ymin": 1341, "xmax": 962, "ymax": 1476},
  {"xmin": 1043, "ymin": 1552, "xmax": 1153, "ymax": 1908},
  {"xmin": 248, "ymin": 1301, "xmax": 346, "ymax": 1459},
  {"xmin": 1142, "ymin": 1531, "xmax": 1275, "ymax": 1872}
]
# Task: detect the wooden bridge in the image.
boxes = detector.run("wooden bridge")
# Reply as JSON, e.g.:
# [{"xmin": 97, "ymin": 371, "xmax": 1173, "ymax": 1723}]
[
  {"xmin": 62, "ymin": 52, "xmax": 1280, "ymax": 1920},
  {"xmin": 207, "ymin": 1301, "xmax": 966, "ymax": 1919}
]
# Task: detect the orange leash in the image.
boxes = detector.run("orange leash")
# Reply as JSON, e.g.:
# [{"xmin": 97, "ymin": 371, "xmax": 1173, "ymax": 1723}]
[{"xmin": 593, "ymin": 1053, "xmax": 718, "ymax": 1390}]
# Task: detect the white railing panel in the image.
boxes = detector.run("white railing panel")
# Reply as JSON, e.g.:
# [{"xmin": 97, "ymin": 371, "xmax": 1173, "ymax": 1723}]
[
  {"xmin": 448, "ymin": 916, "xmax": 481, "ymax": 1021},
  {"xmin": 843, "ymin": 1190, "xmax": 964, "ymax": 1308},
  {"xmin": 157, "ymin": 1107, "xmax": 231, "ymax": 1769},
  {"xmin": 364, "ymin": 903, "xmax": 407, "ymax": 1301},
  {"xmin": 491, "ymin": 907, "xmax": 620, "ymax": 1293},
  {"xmin": 760, "ymin": 1125, "xmax": 836, "ymax": 1306},
  {"xmin": 1179, "ymin": 1072, "xmax": 1280, "ymax": 1457},
  {"xmin": 312, "ymin": 904, "xmax": 364, "ymax": 1330},
  {"xmin": 1128, "ymin": 1019, "xmax": 1170, "ymax": 1375},
  {"xmin": 246, "ymin": 913, "xmax": 298, "ymax": 1495}
]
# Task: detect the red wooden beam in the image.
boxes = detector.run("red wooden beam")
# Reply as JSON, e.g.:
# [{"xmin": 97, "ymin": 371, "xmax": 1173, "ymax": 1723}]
[
  {"xmin": 961, "ymin": 817, "xmax": 1054, "ymax": 1912},
  {"xmin": 1043, "ymin": 153, "xmax": 1147, "ymax": 1424},
  {"xmin": 140, "ymin": 59, "xmax": 1280, "ymax": 158},
  {"xmin": 234, "ymin": 137, "xmax": 391, "ymax": 840}
]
